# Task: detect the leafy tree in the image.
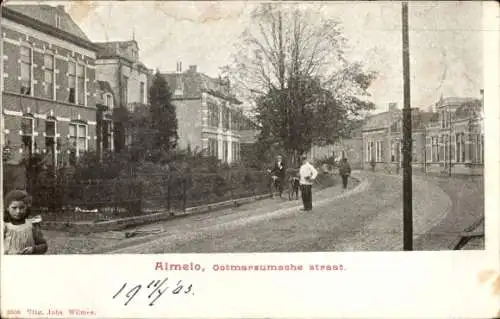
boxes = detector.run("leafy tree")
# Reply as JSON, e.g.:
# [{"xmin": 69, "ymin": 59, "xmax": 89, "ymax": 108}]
[
  {"xmin": 223, "ymin": 3, "xmax": 376, "ymax": 163},
  {"xmin": 149, "ymin": 71, "xmax": 179, "ymax": 155}
]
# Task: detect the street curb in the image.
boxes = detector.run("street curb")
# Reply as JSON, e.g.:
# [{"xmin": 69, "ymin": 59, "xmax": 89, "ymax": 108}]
[
  {"xmin": 95, "ymin": 175, "xmax": 365, "ymax": 254},
  {"xmin": 42, "ymin": 172, "xmax": 343, "ymax": 234},
  {"xmin": 42, "ymin": 193, "xmax": 272, "ymax": 234},
  {"xmin": 450, "ymin": 216, "xmax": 485, "ymax": 250}
]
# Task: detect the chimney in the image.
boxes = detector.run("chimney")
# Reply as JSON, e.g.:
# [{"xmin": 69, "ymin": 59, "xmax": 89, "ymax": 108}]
[
  {"xmin": 176, "ymin": 62, "xmax": 184, "ymax": 73},
  {"xmin": 57, "ymin": 5, "xmax": 65, "ymax": 11},
  {"xmin": 188, "ymin": 65, "xmax": 197, "ymax": 73}
]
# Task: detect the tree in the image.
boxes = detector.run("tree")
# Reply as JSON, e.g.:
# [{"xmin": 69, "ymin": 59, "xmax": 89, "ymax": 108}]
[
  {"xmin": 149, "ymin": 72, "xmax": 179, "ymax": 155},
  {"xmin": 223, "ymin": 3, "xmax": 376, "ymax": 163}
]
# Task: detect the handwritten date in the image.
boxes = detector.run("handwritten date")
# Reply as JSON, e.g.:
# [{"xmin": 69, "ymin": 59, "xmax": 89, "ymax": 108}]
[{"xmin": 112, "ymin": 278, "xmax": 194, "ymax": 306}]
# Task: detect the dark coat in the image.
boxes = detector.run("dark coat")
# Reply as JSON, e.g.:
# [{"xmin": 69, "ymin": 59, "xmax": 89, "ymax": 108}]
[
  {"xmin": 271, "ymin": 161, "xmax": 286, "ymax": 180},
  {"xmin": 338, "ymin": 160, "xmax": 351, "ymax": 176}
]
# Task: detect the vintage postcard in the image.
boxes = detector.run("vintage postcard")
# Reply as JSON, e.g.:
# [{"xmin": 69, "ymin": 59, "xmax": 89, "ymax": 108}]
[{"xmin": 1, "ymin": 0, "xmax": 499, "ymax": 318}]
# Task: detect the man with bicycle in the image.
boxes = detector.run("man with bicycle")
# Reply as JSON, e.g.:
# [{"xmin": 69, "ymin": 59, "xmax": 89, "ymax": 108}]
[{"xmin": 270, "ymin": 155, "xmax": 286, "ymax": 198}]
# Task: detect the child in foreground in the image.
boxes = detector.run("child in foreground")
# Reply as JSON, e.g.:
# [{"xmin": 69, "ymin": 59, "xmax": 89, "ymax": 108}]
[{"xmin": 3, "ymin": 190, "xmax": 48, "ymax": 255}]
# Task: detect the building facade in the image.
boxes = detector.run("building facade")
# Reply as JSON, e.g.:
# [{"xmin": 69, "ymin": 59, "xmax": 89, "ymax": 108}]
[
  {"xmin": 93, "ymin": 40, "xmax": 152, "ymax": 150},
  {"xmin": 362, "ymin": 95, "xmax": 484, "ymax": 175},
  {"xmin": 424, "ymin": 95, "xmax": 484, "ymax": 175},
  {"xmin": 162, "ymin": 63, "xmax": 259, "ymax": 163},
  {"xmin": 2, "ymin": 5, "xmax": 99, "ymax": 168}
]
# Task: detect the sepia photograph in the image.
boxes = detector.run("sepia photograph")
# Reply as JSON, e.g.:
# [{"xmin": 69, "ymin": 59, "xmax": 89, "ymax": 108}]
[{"xmin": 1, "ymin": 0, "xmax": 486, "ymax": 257}]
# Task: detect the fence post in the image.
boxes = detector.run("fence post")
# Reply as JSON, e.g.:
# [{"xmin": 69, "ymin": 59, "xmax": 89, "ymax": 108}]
[
  {"xmin": 182, "ymin": 175, "xmax": 187, "ymax": 212},
  {"xmin": 167, "ymin": 174, "xmax": 172, "ymax": 215},
  {"xmin": 229, "ymin": 170, "xmax": 233, "ymax": 201}
]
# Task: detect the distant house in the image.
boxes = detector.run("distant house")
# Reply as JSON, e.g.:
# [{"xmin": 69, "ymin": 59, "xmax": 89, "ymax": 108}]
[
  {"xmin": 162, "ymin": 63, "xmax": 259, "ymax": 163},
  {"xmin": 425, "ymin": 95, "xmax": 484, "ymax": 175},
  {"xmin": 1, "ymin": 4, "xmax": 100, "ymax": 169},
  {"xmin": 361, "ymin": 93, "xmax": 484, "ymax": 175},
  {"xmin": 93, "ymin": 39, "xmax": 152, "ymax": 150},
  {"xmin": 307, "ymin": 124, "xmax": 364, "ymax": 169}
]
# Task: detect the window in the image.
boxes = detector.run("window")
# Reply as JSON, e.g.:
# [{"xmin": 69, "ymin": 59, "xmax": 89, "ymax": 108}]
[
  {"xmin": 455, "ymin": 133, "xmax": 465, "ymax": 163},
  {"xmin": 140, "ymin": 81, "xmax": 145, "ymax": 104},
  {"xmin": 20, "ymin": 46, "xmax": 32, "ymax": 95},
  {"xmin": 208, "ymin": 103, "xmax": 219, "ymax": 128},
  {"xmin": 232, "ymin": 143, "xmax": 236, "ymax": 162},
  {"xmin": 223, "ymin": 140, "xmax": 228, "ymax": 163},
  {"xmin": 366, "ymin": 141, "xmax": 371, "ymax": 161},
  {"xmin": 77, "ymin": 63, "xmax": 85, "ymax": 105},
  {"xmin": 102, "ymin": 119, "xmax": 113, "ymax": 152},
  {"xmin": 68, "ymin": 61, "xmax": 76, "ymax": 103},
  {"xmin": 375, "ymin": 141, "xmax": 384, "ymax": 162},
  {"xmin": 21, "ymin": 116, "xmax": 35, "ymax": 154},
  {"xmin": 105, "ymin": 94, "xmax": 113, "ymax": 109},
  {"xmin": 45, "ymin": 119, "xmax": 56, "ymax": 167},
  {"xmin": 431, "ymin": 136, "xmax": 439, "ymax": 162},
  {"xmin": 69, "ymin": 122, "xmax": 87, "ymax": 159},
  {"xmin": 442, "ymin": 135, "xmax": 449, "ymax": 164},
  {"xmin": 232, "ymin": 141, "xmax": 240, "ymax": 162},
  {"xmin": 123, "ymin": 76, "xmax": 128, "ymax": 106},
  {"xmin": 370, "ymin": 141, "xmax": 374, "ymax": 161},
  {"xmin": 44, "ymin": 54, "xmax": 54, "ymax": 99},
  {"xmin": 391, "ymin": 141, "xmax": 399, "ymax": 162},
  {"xmin": 391, "ymin": 121, "xmax": 399, "ymax": 132},
  {"xmin": 441, "ymin": 110, "xmax": 450, "ymax": 129},
  {"xmin": 207, "ymin": 138, "xmax": 218, "ymax": 158},
  {"xmin": 480, "ymin": 135, "xmax": 484, "ymax": 164},
  {"xmin": 222, "ymin": 107, "xmax": 230, "ymax": 130}
]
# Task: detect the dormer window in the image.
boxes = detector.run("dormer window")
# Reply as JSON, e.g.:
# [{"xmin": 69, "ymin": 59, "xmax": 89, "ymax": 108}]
[{"xmin": 55, "ymin": 14, "xmax": 61, "ymax": 28}]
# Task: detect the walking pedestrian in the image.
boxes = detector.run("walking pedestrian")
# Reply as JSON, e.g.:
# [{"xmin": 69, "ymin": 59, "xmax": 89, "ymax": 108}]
[
  {"xmin": 270, "ymin": 155, "xmax": 286, "ymax": 198},
  {"xmin": 299, "ymin": 154, "xmax": 318, "ymax": 211},
  {"xmin": 338, "ymin": 157, "xmax": 351, "ymax": 190}
]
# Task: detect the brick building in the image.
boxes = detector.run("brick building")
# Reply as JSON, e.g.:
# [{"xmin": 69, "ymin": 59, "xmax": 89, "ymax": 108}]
[
  {"xmin": 361, "ymin": 94, "xmax": 484, "ymax": 175},
  {"xmin": 93, "ymin": 39, "xmax": 152, "ymax": 150},
  {"xmin": 162, "ymin": 63, "xmax": 259, "ymax": 163},
  {"xmin": 1, "ymin": 5, "xmax": 99, "ymax": 167}
]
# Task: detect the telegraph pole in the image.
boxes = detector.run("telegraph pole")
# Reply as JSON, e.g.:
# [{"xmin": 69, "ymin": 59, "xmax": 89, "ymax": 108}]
[{"xmin": 402, "ymin": 1, "xmax": 413, "ymax": 250}]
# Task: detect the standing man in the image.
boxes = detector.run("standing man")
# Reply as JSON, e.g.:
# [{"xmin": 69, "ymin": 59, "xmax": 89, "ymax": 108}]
[
  {"xmin": 299, "ymin": 154, "xmax": 318, "ymax": 211},
  {"xmin": 338, "ymin": 157, "xmax": 351, "ymax": 190},
  {"xmin": 271, "ymin": 155, "xmax": 286, "ymax": 198}
]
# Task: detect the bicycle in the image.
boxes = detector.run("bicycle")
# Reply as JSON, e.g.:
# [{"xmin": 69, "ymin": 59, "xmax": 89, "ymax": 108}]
[
  {"xmin": 270, "ymin": 175, "xmax": 283, "ymax": 198},
  {"xmin": 288, "ymin": 176, "xmax": 300, "ymax": 200}
]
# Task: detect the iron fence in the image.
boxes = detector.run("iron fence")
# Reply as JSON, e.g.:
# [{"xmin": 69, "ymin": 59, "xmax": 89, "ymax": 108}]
[{"xmin": 27, "ymin": 170, "xmax": 272, "ymax": 222}]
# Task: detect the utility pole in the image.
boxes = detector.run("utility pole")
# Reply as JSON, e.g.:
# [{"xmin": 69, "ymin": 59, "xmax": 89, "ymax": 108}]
[{"xmin": 401, "ymin": 1, "xmax": 413, "ymax": 251}]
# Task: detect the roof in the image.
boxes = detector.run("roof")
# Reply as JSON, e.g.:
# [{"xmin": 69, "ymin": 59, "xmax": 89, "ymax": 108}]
[
  {"xmin": 162, "ymin": 70, "xmax": 241, "ymax": 104},
  {"xmin": 363, "ymin": 108, "xmax": 438, "ymax": 131},
  {"xmin": 6, "ymin": 5, "xmax": 90, "ymax": 41},
  {"xmin": 437, "ymin": 97, "xmax": 478, "ymax": 107},
  {"xmin": 95, "ymin": 41, "xmax": 132, "ymax": 57},
  {"xmin": 412, "ymin": 111, "xmax": 436, "ymax": 129},
  {"xmin": 362, "ymin": 111, "xmax": 398, "ymax": 131}
]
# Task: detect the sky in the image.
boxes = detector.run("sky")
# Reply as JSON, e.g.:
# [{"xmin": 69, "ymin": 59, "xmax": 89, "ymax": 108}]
[{"xmin": 15, "ymin": 1, "xmax": 484, "ymax": 113}]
